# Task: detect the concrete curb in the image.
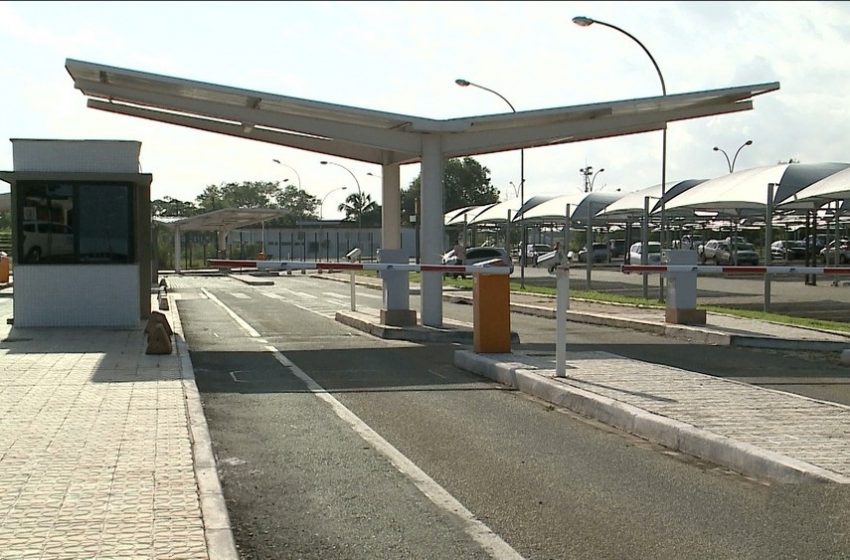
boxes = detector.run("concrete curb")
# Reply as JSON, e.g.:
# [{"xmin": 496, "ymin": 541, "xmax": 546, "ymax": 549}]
[
  {"xmin": 454, "ymin": 349, "xmax": 850, "ymax": 484},
  {"xmin": 168, "ymin": 294, "xmax": 240, "ymax": 560},
  {"xmin": 227, "ymin": 273, "xmax": 274, "ymax": 286},
  {"xmin": 448, "ymin": 293, "xmax": 849, "ymax": 352},
  {"xmin": 336, "ymin": 307, "xmax": 520, "ymax": 344},
  {"xmin": 302, "ymin": 273, "xmax": 850, "ymax": 351}
]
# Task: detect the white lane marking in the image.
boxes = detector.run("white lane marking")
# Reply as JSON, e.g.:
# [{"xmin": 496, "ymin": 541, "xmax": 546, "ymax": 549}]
[
  {"xmin": 202, "ymin": 288, "xmax": 261, "ymax": 338},
  {"xmin": 323, "ymin": 292, "xmax": 348, "ymax": 300},
  {"xmin": 208, "ymin": 295, "xmax": 524, "ymax": 560},
  {"xmin": 355, "ymin": 292, "xmax": 383, "ymax": 300},
  {"xmin": 292, "ymin": 291, "xmax": 317, "ymax": 299},
  {"xmin": 231, "ymin": 293, "xmax": 250, "ymax": 299},
  {"xmin": 269, "ymin": 347, "xmax": 525, "ymax": 560}
]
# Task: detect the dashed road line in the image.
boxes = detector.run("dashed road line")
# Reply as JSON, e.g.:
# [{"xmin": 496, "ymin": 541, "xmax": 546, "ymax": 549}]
[{"xmin": 208, "ymin": 292, "xmax": 526, "ymax": 560}]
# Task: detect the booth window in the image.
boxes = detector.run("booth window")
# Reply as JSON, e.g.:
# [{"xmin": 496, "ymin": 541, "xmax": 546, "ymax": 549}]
[{"xmin": 16, "ymin": 181, "xmax": 135, "ymax": 264}]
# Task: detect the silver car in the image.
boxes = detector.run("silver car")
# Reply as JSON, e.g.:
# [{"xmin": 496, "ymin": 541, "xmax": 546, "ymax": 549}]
[
  {"xmin": 442, "ymin": 246, "xmax": 514, "ymax": 278},
  {"xmin": 628, "ymin": 241, "xmax": 662, "ymax": 265}
]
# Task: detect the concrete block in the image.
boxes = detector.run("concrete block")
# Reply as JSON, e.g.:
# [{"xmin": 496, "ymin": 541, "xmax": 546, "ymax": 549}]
[
  {"xmin": 145, "ymin": 310, "xmax": 173, "ymax": 337},
  {"xmin": 145, "ymin": 323, "xmax": 173, "ymax": 355}
]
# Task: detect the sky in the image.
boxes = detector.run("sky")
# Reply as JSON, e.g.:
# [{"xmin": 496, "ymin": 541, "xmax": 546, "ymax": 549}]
[{"xmin": 2, "ymin": 1, "xmax": 850, "ymax": 219}]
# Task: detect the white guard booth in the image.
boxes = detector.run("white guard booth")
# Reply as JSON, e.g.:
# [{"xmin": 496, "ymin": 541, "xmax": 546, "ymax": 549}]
[{"xmin": 0, "ymin": 139, "xmax": 153, "ymax": 328}]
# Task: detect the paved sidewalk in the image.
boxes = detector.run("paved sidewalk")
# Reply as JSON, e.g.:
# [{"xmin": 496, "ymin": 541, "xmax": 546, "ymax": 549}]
[
  {"xmin": 455, "ymin": 349, "xmax": 850, "ymax": 484},
  {"xmin": 0, "ymin": 292, "xmax": 236, "ymax": 559}
]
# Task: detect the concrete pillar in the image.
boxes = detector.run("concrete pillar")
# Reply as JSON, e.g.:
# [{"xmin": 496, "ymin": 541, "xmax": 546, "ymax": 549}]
[
  {"xmin": 174, "ymin": 226, "xmax": 182, "ymax": 274},
  {"xmin": 379, "ymin": 161, "xmax": 415, "ymax": 326},
  {"xmin": 665, "ymin": 250, "xmax": 705, "ymax": 324},
  {"xmin": 381, "ymin": 162, "xmax": 401, "ymax": 250},
  {"xmin": 420, "ymin": 135, "xmax": 444, "ymax": 327},
  {"xmin": 217, "ymin": 230, "xmax": 227, "ymax": 258}
]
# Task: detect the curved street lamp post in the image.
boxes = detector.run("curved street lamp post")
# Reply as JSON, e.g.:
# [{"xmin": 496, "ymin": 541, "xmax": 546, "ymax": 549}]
[
  {"xmin": 320, "ymin": 186, "xmax": 348, "ymax": 220},
  {"xmin": 321, "ymin": 161, "xmax": 364, "ymax": 230},
  {"xmin": 713, "ymin": 140, "xmax": 753, "ymax": 173},
  {"xmin": 456, "ymin": 78, "xmax": 527, "ymax": 288},
  {"xmin": 272, "ymin": 159, "xmax": 302, "ymax": 188},
  {"xmin": 573, "ymin": 16, "xmax": 667, "ymax": 239},
  {"xmin": 573, "ymin": 15, "xmax": 667, "ymax": 301},
  {"xmin": 580, "ymin": 166, "xmax": 605, "ymax": 192}
]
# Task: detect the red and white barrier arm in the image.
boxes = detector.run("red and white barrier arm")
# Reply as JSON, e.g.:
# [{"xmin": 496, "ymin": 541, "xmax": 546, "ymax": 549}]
[
  {"xmin": 207, "ymin": 259, "xmax": 511, "ymax": 275},
  {"xmin": 621, "ymin": 264, "xmax": 850, "ymax": 275}
]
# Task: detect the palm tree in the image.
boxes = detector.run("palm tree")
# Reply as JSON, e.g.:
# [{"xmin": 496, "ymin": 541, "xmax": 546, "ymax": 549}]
[{"xmin": 337, "ymin": 192, "xmax": 376, "ymax": 228}]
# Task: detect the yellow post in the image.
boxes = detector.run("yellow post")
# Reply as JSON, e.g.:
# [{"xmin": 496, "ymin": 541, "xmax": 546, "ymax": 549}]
[{"xmin": 473, "ymin": 273, "xmax": 511, "ymax": 353}]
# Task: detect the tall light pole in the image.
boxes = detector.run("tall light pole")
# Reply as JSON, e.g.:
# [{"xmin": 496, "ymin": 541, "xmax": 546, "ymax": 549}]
[
  {"xmin": 579, "ymin": 166, "xmax": 605, "ymax": 192},
  {"xmin": 456, "ymin": 78, "xmax": 527, "ymax": 288},
  {"xmin": 573, "ymin": 16, "xmax": 667, "ymax": 249},
  {"xmin": 272, "ymin": 159, "xmax": 302, "ymax": 188},
  {"xmin": 321, "ymin": 160, "xmax": 363, "ymax": 230},
  {"xmin": 713, "ymin": 140, "xmax": 753, "ymax": 173},
  {"xmin": 320, "ymin": 186, "xmax": 347, "ymax": 220}
]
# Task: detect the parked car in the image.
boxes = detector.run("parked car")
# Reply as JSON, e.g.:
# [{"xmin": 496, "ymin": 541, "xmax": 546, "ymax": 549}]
[
  {"xmin": 678, "ymin": 234, "xmax": 703, "ymax": 250},
  {"xmin": 442, "ymin": 246, "xmax": 513, "ymax": 278},
  {"xmin": 21, "ymin": 220, "xmax": 75, "ymax": 262},
  {"xmin": 575, "ymin": 242, "xmax": 610, "ymax": 263},
  {"xmin": 820, "ymin": 239, "xmax": 850, "ymax": 264},
  {"xmin": 525, "ymin": 243, "xmax": 553, "ymax": 266},
  {"xmin": 803, "ymin": 234, "xmax": 829, "ymax": 252},
  {"xmin": 699, "ymin": 239, "xmax": 759, "ymax": 265},
  {"xmin": 770, "ymin": 240, "xmax": 807, "ymax": 261},
  {"xmin": 628, "ymin": 241, "xmax": 662, "ymax": 265},
  {"xmin": 607, "ymin": 239, "xmax": 626, "ymax": 259}
]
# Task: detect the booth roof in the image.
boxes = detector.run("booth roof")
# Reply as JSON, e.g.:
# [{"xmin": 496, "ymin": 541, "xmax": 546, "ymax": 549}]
[{"xmin": 153, "ymin": 208, "xmax": 289, "ymax": 232}]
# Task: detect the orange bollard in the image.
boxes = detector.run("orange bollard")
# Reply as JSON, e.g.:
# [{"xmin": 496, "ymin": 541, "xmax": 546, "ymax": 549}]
[
  {"xmin": 0, "ymin": 256, "xmax": 8, "ymax": 284},
  {"xmin": 473, "ymin": 273, "xmax": 511, "ymax": 353}
]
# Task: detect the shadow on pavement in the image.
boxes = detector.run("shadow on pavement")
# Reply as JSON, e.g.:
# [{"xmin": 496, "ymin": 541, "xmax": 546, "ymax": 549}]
[{"xmin": 190, "ymin": 344, "xmax": 513, "ymax": 395}]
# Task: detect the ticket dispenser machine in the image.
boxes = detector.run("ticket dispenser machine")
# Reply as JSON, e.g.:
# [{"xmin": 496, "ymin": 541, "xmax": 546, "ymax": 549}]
[{"xmin": 0, "ymin": 139, "xmax": 153, "ymax": 327}]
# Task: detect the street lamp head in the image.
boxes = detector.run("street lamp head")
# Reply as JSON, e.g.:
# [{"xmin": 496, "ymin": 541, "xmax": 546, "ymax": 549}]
[
  {"xmin": 272, "ymin": 159, "xmax": 281, "ymax": 164},
  {"xmin": 713, "ymin": 146, "xmax": 720, "ymax": 151},
  {"xmin": 745, "ymin": 140, "xmax": 753, "ymax": 146},
  {"xmin": 598, "ymin": 168, "xmax": 605, "ymax": 173},
  {"xmin": 320, "ymin": 161, "xmax": 329, "ymax": 165},
  {"xmin": 572, "ymin": 16, "xmax": 595, "ymax": 27},
  {"xmin": 455, "ymin": 78, "xmax": 471, "ymax": 87}
]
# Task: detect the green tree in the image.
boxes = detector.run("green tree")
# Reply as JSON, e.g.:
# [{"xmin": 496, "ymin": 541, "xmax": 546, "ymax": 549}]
[
  {"xmin": 400, "ymin": 157, "xmax": 499, "ymax": 225},
  {"xmin": 338, "ymin": 192, "xmax": 379, "ymax": 227},
  {"xmin": 273, "ymin": 184, "xmax": 319, "ymax": 227},
  {"xmin": 195, "ymin": 181, "xmax": 280, "ymax": 211},
  {"xmin": 151, "ymin": 196, "xmax": 197, "ymax": 217}
]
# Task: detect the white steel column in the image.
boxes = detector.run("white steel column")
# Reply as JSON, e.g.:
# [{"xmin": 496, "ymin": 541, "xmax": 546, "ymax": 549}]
[
  {"xmin": 420, "ymin": 135, "xmax": 445, "ymax": 327},
  {"xmin": 174, "ymin": 226, "xmax": 182, "ymax": 274},
  {"xmin": 381, "ymin": 162, "xmax": 401, "ymax": 250},
  {"xmin": 379, "ymin": 161, "xmax": 415, "ymax": 326}
]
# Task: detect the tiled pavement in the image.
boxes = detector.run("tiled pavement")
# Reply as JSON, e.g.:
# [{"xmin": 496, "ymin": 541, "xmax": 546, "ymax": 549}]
[
  {"xmin": 455, "ymin": 349, "xmax": 850, "ymax": 484},
  {"xmin": 0, "ymin": 294, "xmax": 227, "ymax": 559}
]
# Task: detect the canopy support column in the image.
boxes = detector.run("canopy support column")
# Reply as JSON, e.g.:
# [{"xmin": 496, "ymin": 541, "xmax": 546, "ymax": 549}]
[
  {"xmin": 174, "ymin": 226, "xmax": 182, "ymax": 274},
  {"xmin": 380, "ymin": 161, "xmax": 416, "ymax": 326},
  {"xmin": 420, "ymin": 135, "xmax": 445, "ymax": 327}
]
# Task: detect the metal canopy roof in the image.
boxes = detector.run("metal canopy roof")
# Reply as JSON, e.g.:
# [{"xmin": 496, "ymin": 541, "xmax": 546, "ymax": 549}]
[
  {"xmin": 65, "ymin": 59, "xmax": 780, "ymax": 166},
  {"xmin": 153, "ymin": 208, "xmax": 289, "ymax": 232}
]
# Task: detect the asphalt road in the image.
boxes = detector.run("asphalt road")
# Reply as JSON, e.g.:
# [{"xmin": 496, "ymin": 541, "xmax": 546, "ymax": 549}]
[{"xmin": 174, "ymin": 275, "xmax": 850, "ymax": 560}]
